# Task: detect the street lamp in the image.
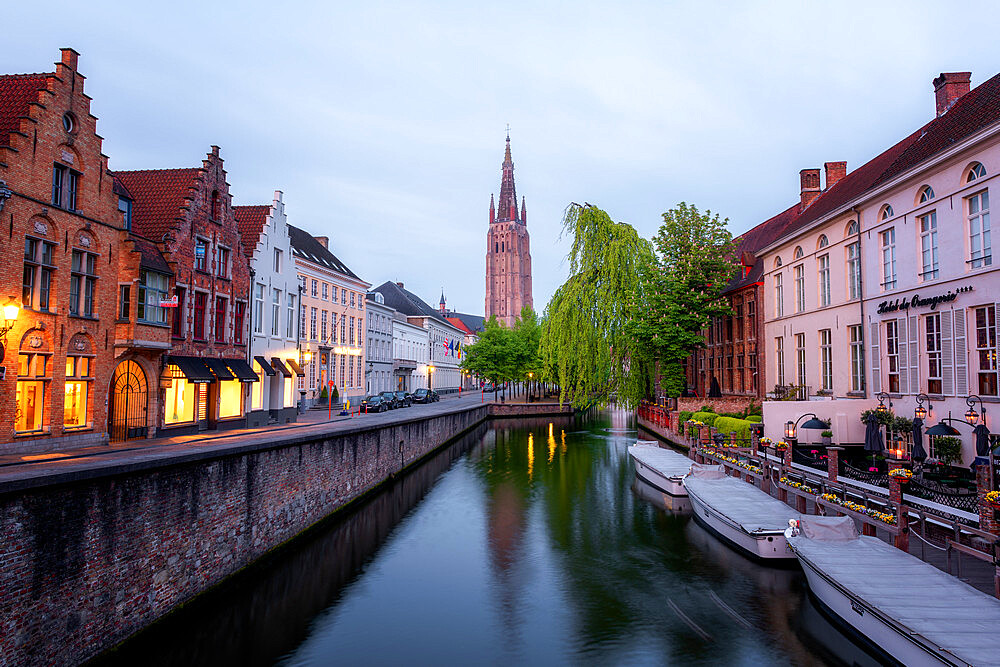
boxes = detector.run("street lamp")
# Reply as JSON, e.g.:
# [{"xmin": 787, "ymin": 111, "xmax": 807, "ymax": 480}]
[
  {"xmin": 965, "ymin": 395, "xmax": 984, "ymax": 425},
  {"xmin": 875, "ymin": 391, "xmax": 892, "ymax": 416},
  {"xmin": 786, "ymin": 412, "xmax": 827, "ymax": 442},
  {"xmin": 914, "ymin": 393, "xmax": 930, "ymax": 420},
  {"xmin": 0, "ymin": 296, "xmax": 21, "ymax": 362},
  {"xmin": 427, "ymin": 364, "xmax": 435, "ymax": 391}
]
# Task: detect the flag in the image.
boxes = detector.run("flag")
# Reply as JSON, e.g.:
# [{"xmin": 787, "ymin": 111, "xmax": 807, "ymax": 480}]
[{"xmin": 449, "ymin": 339, "xmax": 455, "ymax": 356}]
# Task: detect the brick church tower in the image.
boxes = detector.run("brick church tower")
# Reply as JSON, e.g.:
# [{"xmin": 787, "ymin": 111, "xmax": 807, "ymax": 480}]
[{"xmin": 485, "ymin": 133, "xmax": 533, "ymax": 327}]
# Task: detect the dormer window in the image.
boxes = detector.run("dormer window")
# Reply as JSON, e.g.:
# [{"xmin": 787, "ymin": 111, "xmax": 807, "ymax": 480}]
[
  {"xmin": 118, "ymin": 196, "xmax": 133, "ymax": 231},
  {"xmin": 918, "ymin": 185, "xmax": 935, "ymax": 203},
  {"xmin": 967, "ymin": 162, "xmax": 987, "ymax": 183},
  {"xmin": 880, "ymin": 205, "xmax": 894, "ymax": 221}
]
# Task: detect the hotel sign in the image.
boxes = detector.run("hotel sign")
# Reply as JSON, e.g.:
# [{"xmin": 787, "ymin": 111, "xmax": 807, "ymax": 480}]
[
  {"xmin": 877, "ymin": 285, "xmax": 974, "ymax": 315},
  {"xmin": 333, "ymin": 346, "xmax": 362, "ymax": 356}
]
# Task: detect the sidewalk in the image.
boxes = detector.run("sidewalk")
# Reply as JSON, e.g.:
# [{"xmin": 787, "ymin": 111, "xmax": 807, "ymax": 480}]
[{"xmin": 0, "ymin": 392, "xmax": 490, "ymax": 489}]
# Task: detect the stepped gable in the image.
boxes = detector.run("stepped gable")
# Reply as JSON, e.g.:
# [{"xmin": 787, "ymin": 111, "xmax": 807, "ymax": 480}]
[
  {"xmin": 233, "ymin": 205, "xmax": 270, "ymax": 259},
  {"xmin": 288, "ymin": 224, "xmax": 359, "ymax": 279},
  {"xmin": 0, "ymin": 73, "xmax": 50, "ymax": 148},
  {"xmin": 114, "ymin": 168, "xmax": 201, "ymax": 240}
]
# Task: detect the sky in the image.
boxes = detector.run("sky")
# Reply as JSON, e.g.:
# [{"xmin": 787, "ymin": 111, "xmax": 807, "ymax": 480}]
[{"xmin": 4, "ymin": 2, "xmax": 999, "ymax": 315}]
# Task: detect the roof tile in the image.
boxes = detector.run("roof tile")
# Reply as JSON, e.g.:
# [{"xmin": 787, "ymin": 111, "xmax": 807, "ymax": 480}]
[
  {"xmin": 233, "ymin": 205, "xmax": 270, "ymax": 259},
  {"xmin": 0, "ymin": 73, "xmax": 51, "ymax": 148},
  {"xmin": 114, "ymin": 169, "xmax": 201, "ymax": 240}
]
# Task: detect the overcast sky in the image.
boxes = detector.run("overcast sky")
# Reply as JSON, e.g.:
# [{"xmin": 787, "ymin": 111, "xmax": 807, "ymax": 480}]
[{"xmin": 4, "ymin": 2, "xmax": 999, "ymax": 315}]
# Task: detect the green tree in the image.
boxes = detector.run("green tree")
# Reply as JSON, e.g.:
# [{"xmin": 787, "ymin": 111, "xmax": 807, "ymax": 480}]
[
  {"xmin": 461, "ymin": 316, "xmax": 512, "ymax": 388},
  {"xmin": 632, "ymin": 202, "xmax": 738, "ymax": 396},
  {"xmin": 539, "ymin": 204, "xmax": 655, "ymax": 408}
]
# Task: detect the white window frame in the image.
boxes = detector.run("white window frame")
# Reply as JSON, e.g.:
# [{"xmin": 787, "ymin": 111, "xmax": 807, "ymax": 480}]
[
  {"xmin": 968, "ymin": 189, "xmax": 991, "ymax": 269},
  {"xmin": 919, "ymin": 211, "xmax": 939, "ymax": 281},
  {"xmin": 881, "ymin": 228, "xmax": 896, "ymax": 290}
]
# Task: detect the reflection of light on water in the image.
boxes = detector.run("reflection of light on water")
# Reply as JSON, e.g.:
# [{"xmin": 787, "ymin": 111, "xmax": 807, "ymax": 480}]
[
  {"xmin": 548, "ymin": 423, "xmax": 556, "ymax": 463},
  {"xmin": 527, "ymin": 432, "xmax": 534, "ymax": 479},
  {"xmin": 561, "ymin": 430, "xmax": 566, "ymax": 454}
]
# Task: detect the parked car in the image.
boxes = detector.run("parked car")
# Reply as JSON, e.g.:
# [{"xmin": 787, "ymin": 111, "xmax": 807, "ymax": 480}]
[
  {"xmin": 394, "ymin": 391, "xmax": 413, "ymax": 407},
  {"xmin": 412, "ymin": 388, "xmax": 433, "ymax": 404},
  {"xmin": 360, "ymin": 395, "xmax": 387, "ymax": 413},
  {"xmin": 379, "ymin": 391, "xmax": 401, "ymax": 409}
]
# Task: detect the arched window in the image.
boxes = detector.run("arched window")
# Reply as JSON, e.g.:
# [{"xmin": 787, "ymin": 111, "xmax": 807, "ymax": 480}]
[
  {"xmin": 879, "ymin": 205, "xmax": 894, "ymax": 221},
  {"xmin": 211, "ymin": 190, "xmax": 220, "ymax": 221},
  {"xmin": 793, "ymin": 246, "xmax": 803, "ymax": 260},
  {"xmin": 109, "ymin": 359, "xmax": 147, "ymax": 441},
  {"xmin": 966, "ymin": 162, "xmax": 987, "ymax": 183},
  {"xmin": 817, "ymin": 235, "xmax": 829, "ymax": 249},
  {"xmin": 846, "ymin": 220, "xmax": 859, "ymax": 236},
  {"xmin": 774, "ymin": 257, "xmax": 782, "ymax": 268},
  {"xmin": 918, "ymin": 185, "xmax": 935, "ymax": 204},
  {"xmin": 16, "ymin": 330, "xmax": 52, "ymax": 434}
]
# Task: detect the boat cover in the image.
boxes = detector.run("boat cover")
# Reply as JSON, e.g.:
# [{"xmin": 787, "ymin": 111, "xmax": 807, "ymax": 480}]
[
  {"xmin": 687, "ymin": 462, "xmax": 727, "ymax": 480},
  {"xmin": 628, "ymin": 444, "xmax": 692, "ymax": 479},
  {"xmin": 789, "ymin": 520, "xmax": 1000, "ymax": 666},
  {"xmin": 683, "ymin": 474, "xmax": 797, "ymax": 534},
  {"xmin": 798, "ymin": 516, "xmax": 858, "ymax": 541}
]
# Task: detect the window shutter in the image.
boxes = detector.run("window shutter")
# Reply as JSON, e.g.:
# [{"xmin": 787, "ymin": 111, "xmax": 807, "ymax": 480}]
[
  {"xmin": 897, "ymin": 317, "xmax": 909, "ymax": 394},
  {"xmin": 954, "ymin": 308, "xmax": 968, "ymax": 396},
  {"xmin": 908, "ymin": 315, "xmax": 919, "ymax": 393},
  {"xmin": 941, "ymin": 310, "xmax": 954, "ymax": 395},
  {"xmin": 870, "ymin": 321, "xmax": 881, "ymax": 393}
]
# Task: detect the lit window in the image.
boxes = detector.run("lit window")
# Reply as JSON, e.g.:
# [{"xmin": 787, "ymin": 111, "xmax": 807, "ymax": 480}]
[
  {"xmin": 969, "ymin": 190, "xmax": 991, "ymax": 268},
  {"xmin": 16, "ymin": 352, "xmax": 50, "ymax": 433},
  {"xmin": 64, "ymin": 355, "xmax": 92, "ymax": 428},
  {"xmin": 164, "ymin": 365, "xmax": 195, "ymax": 424},
  {"xmin": 218, "ymin": 380, "xmax": 242, "ymax": 418},
  {"xmin": 967, "ymin": 162, "xmax": 987, "ymax": 183},
  {"xmin": 251, "ymin": 361, "xmax": 264, "ymax": 410}
]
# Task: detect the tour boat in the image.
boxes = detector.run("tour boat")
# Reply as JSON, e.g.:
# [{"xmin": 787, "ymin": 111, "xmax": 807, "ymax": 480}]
[
  {"xmin": 628, "ymin": 441, "xmax": 692, "ymax": 496},
  {"xmin": 683, "ymin": 464, "xmax": 797, "ymax": 561},
  {"xmin": 786, "ymin": 516, "xmax": 1000, "ymax": 666}
]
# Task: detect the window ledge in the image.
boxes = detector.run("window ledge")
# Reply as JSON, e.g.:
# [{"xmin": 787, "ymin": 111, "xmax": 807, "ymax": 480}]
[
  {"xmin": 63, "ymin": 425, "xmax": 92, "ymax": 433},
  {"xmin": 137, "ymin": 321, "xmax": 171, "ymax": 328},
  {"xmin": 215, "ymin": 276, "xmax": 231, "ymax": 282},
  {"xmin": 14, "ymin": 429, "xmax": 51, "ymax": 438},
  {"xmin": 69, "ymin": 314, "xmax": 99, "ymax": 322}
]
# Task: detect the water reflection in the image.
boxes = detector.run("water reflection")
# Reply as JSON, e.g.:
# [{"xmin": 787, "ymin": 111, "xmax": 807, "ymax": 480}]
[{"xmin": 97, "ymin": 409, "xmax": 881, "ymax": 666}]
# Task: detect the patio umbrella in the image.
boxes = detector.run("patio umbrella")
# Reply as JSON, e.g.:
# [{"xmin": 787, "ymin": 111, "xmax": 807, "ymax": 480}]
[
  {"xmin": 911, "ymin": 417, "xmax": 927, "ymax": 464},
  {"xmin": 709, "ymin": 376, "xmax": 722, "ymax": 398},
  {"xmin": 864, "ymin": 412, "xmax": 884, "ymax": 467},
  {"xmin": 971, "ymin": 423, "xmax": 992, "ymax": 468}
]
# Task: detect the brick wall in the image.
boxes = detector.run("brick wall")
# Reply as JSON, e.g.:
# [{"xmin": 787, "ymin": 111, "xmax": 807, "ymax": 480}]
[
  {"xmin": 0, "ymin": 404, "xmax": 490, "ymax": 666},
  {"xmin": 676, "ymin": 396, "xmax": 756, "ymax": 415}
]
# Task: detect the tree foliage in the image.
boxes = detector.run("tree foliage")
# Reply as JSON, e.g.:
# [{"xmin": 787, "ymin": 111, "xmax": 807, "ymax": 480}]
[
  {"xmin": 631, "ymin": 202, "xmax": 738, "ymax": 396},
  {"xmin": 461, "ymin": 306, "xmax": 542, "ymax": 385},
  {"xmin": 539, "ymin": 204, "xmax": 655, "ymax": 408}
]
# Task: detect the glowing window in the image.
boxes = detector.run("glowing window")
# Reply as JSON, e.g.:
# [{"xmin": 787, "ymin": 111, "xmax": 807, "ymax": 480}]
[{"xmin": 218, "ymin": 381, "xmax": 243, "ymax": 418}]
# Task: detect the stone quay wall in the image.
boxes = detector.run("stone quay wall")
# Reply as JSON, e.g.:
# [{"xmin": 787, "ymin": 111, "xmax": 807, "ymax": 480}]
[{"xmin": 0, "ymin": 404, "xmax": 492, "ymax": 667}]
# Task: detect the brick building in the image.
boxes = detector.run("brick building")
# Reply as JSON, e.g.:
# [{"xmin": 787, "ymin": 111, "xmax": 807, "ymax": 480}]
[
  {"xmin": 686, "ymin": 205, "xmax": 801, "ymax": 403},
  {"xmin": 485, "ymin": 133, "xmax": 533, "ymax": 327},
  {"xmin": 0, "ymin": 49, "xmax": 137, "ymax": 452},
  {"xmin": 117, "ymin": 147, "xmax": 256, "ymax": 434}
]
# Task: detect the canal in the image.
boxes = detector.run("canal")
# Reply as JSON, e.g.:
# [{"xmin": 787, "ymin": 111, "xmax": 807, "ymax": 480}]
[{"xmin": 97, "ymin": 410, "xmax": 880, "ymax": 666}]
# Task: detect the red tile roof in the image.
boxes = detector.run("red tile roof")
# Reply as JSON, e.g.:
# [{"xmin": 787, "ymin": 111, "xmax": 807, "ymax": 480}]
[
  {"xmin": 114, "ymin": 168, "xmax": 201, "ymax": 240},
  {"xmin": 233, "ymin": 205, "xmax": 270, "ymax": 258},
  {"xmin": 724, "ymin": 203, "xmax": 801, "ymax": 293},
  {"xmin": 445, "ymin": 316, "xmax": 472, "ymax": 334},
  {"xmin": 0, "ymin": 73, "xmax": 51, "ymax": 148}
]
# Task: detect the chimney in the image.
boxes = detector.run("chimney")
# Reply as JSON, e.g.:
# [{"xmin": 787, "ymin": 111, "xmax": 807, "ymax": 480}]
[
  {"xmin": 800, "ymin": 168, "xmax": 821, "ymax": 210},
  {"xmin": 60, "ymin": 48, "xmax": 79, "ymax": 71},
  {"xmin": 315, "ymin": 236, "xmax": 328, "ymax": 249},
  {"xmin": 824, "ymin": 161, "xmax": 847, "ymax": 190},
  {"xmin": 396, "ymin": 282, "xmax": 404, "ymax": 289},
  {"xmin": 934, "ymin": 72, "xmax": 971, "ymax": 117}
]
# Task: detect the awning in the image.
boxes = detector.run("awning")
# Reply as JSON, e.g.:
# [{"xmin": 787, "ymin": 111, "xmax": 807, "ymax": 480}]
[
  {"xmin": 285, "ymin": 358, "xmax": 305, "ymax": 377},
  {"xmin": 226, "ymin": 358, "xmax": 260, "ymax": 382},
  {"xmin": 166, "ymin": 356, "xmax": 214, "ymax": 383},
  {"xmin": 270, "ymin": 357, "xmax": 293, "ymax": 378},
  {"xmin": 203, "ymin": 357, "xmax": 236, "ymax": 381},
  {"xmin": 253, "ymin": 355, "xmax": 276, "ymax": 376}
]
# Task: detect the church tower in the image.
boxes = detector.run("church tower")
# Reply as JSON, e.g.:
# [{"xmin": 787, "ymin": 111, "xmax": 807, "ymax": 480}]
[{"xmin": 485, "ymin": 133, "xmax": 533, "ymax": 328}]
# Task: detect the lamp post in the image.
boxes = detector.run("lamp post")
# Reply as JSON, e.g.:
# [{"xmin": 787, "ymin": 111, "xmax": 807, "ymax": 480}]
[
  {"xmin": 965, "ymin": 395, "xmax": 985, "ymax": 426},
  {"xmin": 785, "ymin": 412, "xmax": 828, "ymax": 444},
  {"xmin": 528, "ymin": 371, "xmax": 533, "ymax": 402},
  {"xmin": 914, "ymin": 393, "xmax": 930, "ymax": 420},
  {"xmin": 427, "ymin": 364, "xmax": 435, "ymax": 392},
  {"xmin": 875, "ymin": 391, "xmax": 892, "ymax": 417},
  {"xmin": 0, "ymin": 297, "xmax": 20, "ymax": 363}
]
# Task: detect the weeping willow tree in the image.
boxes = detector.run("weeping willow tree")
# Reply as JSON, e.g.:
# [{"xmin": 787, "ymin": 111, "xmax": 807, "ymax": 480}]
[{"xmin": 540, "ymin": 204, "xmax": 656, "ymax": 408}]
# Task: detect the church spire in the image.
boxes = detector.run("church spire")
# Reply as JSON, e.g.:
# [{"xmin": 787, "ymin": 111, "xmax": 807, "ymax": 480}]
[
  {"xmin": 489, "ymin": 193, "xmax": 495, "ymax": 224},
  {"xmin": 497, "ymin": 132, "xmax": 520, "ymax": 223}
]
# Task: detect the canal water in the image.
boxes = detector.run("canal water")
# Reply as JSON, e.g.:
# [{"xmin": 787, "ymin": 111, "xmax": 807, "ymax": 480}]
[{"xmin": 100, "ymin": 410, "xmax": 880, "ymax": 666}]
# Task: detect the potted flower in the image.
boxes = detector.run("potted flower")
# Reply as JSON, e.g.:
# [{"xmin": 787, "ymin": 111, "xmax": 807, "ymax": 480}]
[
  {"xmin": 774, "ymin": 440, "xmax": 789, "ymax": 451},
  {"xmin": 986, "ymin": 490, "xmax": 1000, "ymax": 510},
  {"xmin": 821, "ymin": 430, "xmax": 833, "ymax": 446},
  {"xmin": 888, "ymin": 468, "xmax": 913, "ymax": 483}
]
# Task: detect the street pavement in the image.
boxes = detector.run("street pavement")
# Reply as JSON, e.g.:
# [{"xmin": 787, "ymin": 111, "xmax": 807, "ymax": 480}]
[{"xmin": 0, "ymin": 390, "xmax": 495, "ymax": 490}]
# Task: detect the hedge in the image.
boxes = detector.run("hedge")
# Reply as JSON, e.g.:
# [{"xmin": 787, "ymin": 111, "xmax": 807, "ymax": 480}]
[
  {"xmin": 713, "ymin": 416, "xmax": 754, "ymax": 440},
  {"xmin": 691, "ymin": 411, "xmax": 719, "ymax": 426},
  {"xmin": 746, "ymin": 415, "xmax": 763, "ymax": 423},
  {"xmin": 679, "ymin": 410, "xmax": 693, "ymax": 426}
]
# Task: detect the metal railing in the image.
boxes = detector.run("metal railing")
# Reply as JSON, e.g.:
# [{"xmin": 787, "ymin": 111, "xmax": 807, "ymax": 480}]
[
  {"xmin": 905, "ymin": 478, "xmax": 979, "ymax": 516},
  {"xmin": 792, "ymin": 448, "xmax": 828, "ymax": 472},
  {"xmin": 840, "ymin": 460, "xmax": 890, "ymax": 488}
]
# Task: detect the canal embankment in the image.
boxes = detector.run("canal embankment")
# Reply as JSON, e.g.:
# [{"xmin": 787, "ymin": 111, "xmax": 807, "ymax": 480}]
[{"xmin": 0, "ymin": 400, "xmax": 574, "ymax": 667}]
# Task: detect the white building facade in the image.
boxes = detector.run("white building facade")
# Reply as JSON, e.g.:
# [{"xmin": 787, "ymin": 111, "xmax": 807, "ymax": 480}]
[
  {"xmin": 393, "ymin": 316, "xmax": 429, "ymax": 391},
  {"xmin": 234, "ymin": 192, "xmax": 302, "ymax": 426},
  {"xmin": 366, "ymin": 292, "xmax": 395, "ymax": 395}
]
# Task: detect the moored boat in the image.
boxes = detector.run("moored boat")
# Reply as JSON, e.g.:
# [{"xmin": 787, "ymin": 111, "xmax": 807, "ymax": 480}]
[
  {"xmin": 683, "ymin": 463, "xmax": 797, "ymax": 561},
  {"xmin": 628, "ymin": 441, "xmax": 692, "ymax": 496},
  {"xmin": 786, "ymin": 516, "xmax": 1000, "ymax": 666}
]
